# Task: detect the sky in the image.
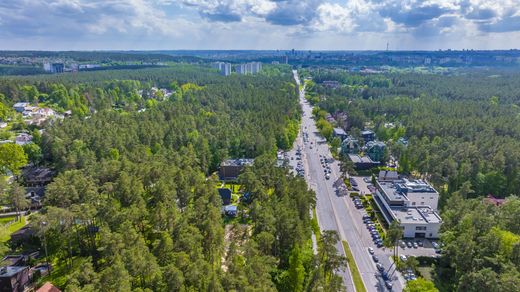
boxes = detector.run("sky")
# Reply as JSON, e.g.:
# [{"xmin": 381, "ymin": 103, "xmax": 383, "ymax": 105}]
[{"xmin": 1, "ymin": 0, "xmax": 520, "ymax": 51}]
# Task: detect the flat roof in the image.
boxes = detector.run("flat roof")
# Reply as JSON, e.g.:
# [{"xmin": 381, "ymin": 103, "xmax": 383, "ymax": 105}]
[
  {"xmin": 377, "ymin": 178, "xmax": 438, "ymax": 203},
  {"xmin": 221, "ymin": 159, "xmax": 254, "ymax": 167},
  {"xmin": 391, "ymin": 207, "xmax": 441, "ymax": 224}
]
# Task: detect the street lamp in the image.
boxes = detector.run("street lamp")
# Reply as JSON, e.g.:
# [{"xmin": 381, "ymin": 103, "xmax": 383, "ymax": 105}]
[{"xmin": 40, "ymin": 221, "xmax": 51, "ymax": 276}]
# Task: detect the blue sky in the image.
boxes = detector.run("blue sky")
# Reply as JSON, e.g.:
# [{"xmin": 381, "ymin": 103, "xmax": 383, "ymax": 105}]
[{"xmin": 1, "ymin": 0, "xmax": 520, "ymax": 50}]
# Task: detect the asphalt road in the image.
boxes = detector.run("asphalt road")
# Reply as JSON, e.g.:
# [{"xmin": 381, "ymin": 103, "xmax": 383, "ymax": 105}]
[{"xmin": 292, "ymin": 71, "xmax": 391, "ymax": 292}]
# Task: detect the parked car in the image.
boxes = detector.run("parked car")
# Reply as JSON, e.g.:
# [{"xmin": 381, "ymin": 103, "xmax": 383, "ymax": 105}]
[
  {"xmin": 400, "ymin": 255, "xmax": 407, "ymax": 262},
  {"xmin": 372, "ymin": 255, "xmax": 379, "ymax": 262},
  {"xmin": 325, "ymin": 174, "xmax": 330, "ymax": 180},
  {"xmin": 399, "ymin": 241, "xmax": 406, "ymax": 249},
  {"xmin": 417, "ymin": 240, "xmax": 423, "ymax": 247},
  {"xmin": 406, "ymin": 241, "xmax": 413, "ymax": 248},
  {"xmin": 432, "ymin": 241, "xmax": 440, "ymax": 249},
  {"xmin": 376, "ymin": 263, "xmax": 384, "ymax": 272},
  {"xmin": 385, "ymin": 280, "xmax": 393, "ymax": 290},
  {"xmin": 413, "ymin": 242, "xmax": 418, "ymax": 248},
  {"xmin": 368, "ymin": 247, "xmax": 374, "ymax": 254}
]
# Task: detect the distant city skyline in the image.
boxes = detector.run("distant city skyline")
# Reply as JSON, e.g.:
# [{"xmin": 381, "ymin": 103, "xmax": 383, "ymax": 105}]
[{"xmin": 1, "ymin": 0, "xmax": 520, "ymax": 51}]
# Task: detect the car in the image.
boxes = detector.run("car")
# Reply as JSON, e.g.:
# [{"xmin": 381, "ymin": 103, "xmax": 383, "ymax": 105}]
[
  {"xmin": 376, "ymin": 263, "xmax": 384, "ymax": 272},
  {"xmin": 417, "ymin": 240, "xmax": 423, "ymax": 247},
  {"xmin": 399, "ymin": 241, "xmax": 406, "ymax": 249},
  {"xmin": 432, "ymin": 241, "xmax": 440, "ymax": 249},
  {"xmin": 291, "ymin": 157, "xmax": 294, "ymax": 160},
  {"xmin": 368, "ymin": 247, "xmax": 374, "ymax": 254},
  {"xmin": 363, "ymin": 177, "xmax": 371, "ymax": 183},
  {"xmin": 325, "ymin": 174, "xmax": 330, "ymax": 180},
  {"xmin": 372, "ymin": 255, "xmax": 379, "ymax": 262},
  {"xmin": 362, "ymin": 214, "xmax": 370, "ymax": 220},
  {"xmin": 406, "ymin": 241, "xmax": 413, "ymax": 248},
  {"xmin": 413, "ymin": 242, "xmax": 418, "ymax": 248},
  {"xmin": 309, "ymin": 146, "xmax": 313, "ymax": 149},
  {"xmin": 376, "ymin": 241, "xmax": 383, "ymax": 248},
  {"xmin": 352, "ymin": 187, "xmax": 360, "ymax": 192},
  {"xmin": 385, "ymin": 280, "xmax": 393, "ymax": 290},
  {"xmin": 400, "ymin": 255, "xmax": 407, "ymax": 262},
  {"xmin": 381, "ymin": 271, "xmax": 390, "ymax": 281}
]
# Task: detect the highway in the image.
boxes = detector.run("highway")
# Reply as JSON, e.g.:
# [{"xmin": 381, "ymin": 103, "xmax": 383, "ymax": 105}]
[{"xmin": 292, "ymin": 70, "xmax": 391, "ymax": 292}]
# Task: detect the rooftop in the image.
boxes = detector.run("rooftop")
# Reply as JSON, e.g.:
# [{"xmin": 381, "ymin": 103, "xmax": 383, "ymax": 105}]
[
  {"xmin": 377, "ymin": 178, "xmax": 438, "ymax": 202},
  {"xmin": 0, "ymin": 266, "xmax": 28, "ymax": 278},
  {"xmin": 221, "ymin": 159, "xmax": 254, "ymax": 167},
  {"xmin": 348, "ymin": 154, "xmax": 378, "ymax": 164},
  {"xmin": 22, "ymin": 167, "xmax": 55, "ymax": 181},
  {"xmin": 361, "ymin": 130, "xmax": 374, "ymax": 135},
  {"xmin": 392, "ymin": 206, "xmax": 442, "ymax": 224},
  {"xmin": 333, "ymin": 128, "xmax": 347, "ymax": 136}
]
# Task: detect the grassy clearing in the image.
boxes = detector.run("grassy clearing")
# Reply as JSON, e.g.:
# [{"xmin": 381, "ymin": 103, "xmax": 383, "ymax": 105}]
[
  {"xmin": 0, "ymin": 216, "xmax": 16, "ymax": 225},
  {"xmin": 0, "ymin": 215, "xmax": 27, "ymax": 242},
  {"xmin": 342, "ymin": 240, "xmax": 367, "ymax": 292}
]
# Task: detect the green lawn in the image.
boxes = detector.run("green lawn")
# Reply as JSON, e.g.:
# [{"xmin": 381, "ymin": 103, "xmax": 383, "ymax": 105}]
[
  {"xmin": 0, "ymin": 215, "xmax": 27, "ymax": 242},
  {"xmin": 342, "ymin": 240, "xmax": 367, "ymax": 292},
  {"xmin": 0, "ymin": 216, "xmax": 16, "ymax": 225}
]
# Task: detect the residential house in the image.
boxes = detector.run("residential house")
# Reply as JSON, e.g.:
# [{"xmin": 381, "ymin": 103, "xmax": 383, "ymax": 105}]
[
  {"xmin": 9, "ymin": 227, "xmax": 35, "ymax": 244},
  {"xmin": 361, "ymin": 130, "xmax": 375, "ymax": 143},
  {"xmin": 348, "ymin": 154, "xmax": 380, "ymax": 170},
  {"xmin": 22, "ymin": 167, "xmax": 55, "ymax": 188},
  {"xmin": 224, "ymin": 205, "xmax": 238, "ymax": 217},
  {"xmin": 340, "ymin": 136, "xmax": 360, "ymax": 155},
  {"xmin": 12, "ymin": 103, "xmax": 29, "ymax": 113},
  {"xmin": 219, "ymin": 159, "xmax": 254, "ymax": 180},
  {"xmin": 365, "ymin": 141, "xmax": 386, "ymax": 162},
  {"xmin": 0, "ymin": 266, "xmax": 30, "ymax": 292},
  {"xmin": 15, "ymin": 133, "xmax": 32, "ymax": 146},
  {"xmin": 36, "ymin": 282, "xmax": 61, "ymax": 292},
  {"xmin": 332, "ymin": 128, "xmax": 348, "ymax": 141},
  {"xmin": 218, "ymin": 188, "xmax": 232, "ymax": 206}
]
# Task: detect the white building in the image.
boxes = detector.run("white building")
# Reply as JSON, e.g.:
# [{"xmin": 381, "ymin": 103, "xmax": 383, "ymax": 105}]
[
  {"xmin": 212, "ymin": 62, "xmax": 232, "ymax": 76},
  {"xmin": 373, "ymin": 171, "xmax": 442, "ymax": 238},
  {"xmin": 236, "ymin": 62, "xmax": 262, "ymax": 75}
]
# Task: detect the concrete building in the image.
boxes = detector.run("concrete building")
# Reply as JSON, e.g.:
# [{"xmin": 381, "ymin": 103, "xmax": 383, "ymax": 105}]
[
  {"xmin": 219, "ymin": 159, "xmax": 254, "ymax": 180},
  {"xmin": 211, "ymin": 62, "xmax": 232, "ymax": 76},
  {"xmin": 372, "ymin": 172, "xmax": 442, "ymax": 238},
  {"xmin": 236, "ymin": 62, "xmax": 262, "ymax": 75}
]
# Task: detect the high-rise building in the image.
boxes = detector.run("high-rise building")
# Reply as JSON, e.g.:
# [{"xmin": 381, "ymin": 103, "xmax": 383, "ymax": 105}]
[
  {"xmin": 235, "ymin": 64, "xmax": 246, "ymax": 74},
  {"xmin": 212, "ymin": 62, "xmax": 232, "ymax": 76}
]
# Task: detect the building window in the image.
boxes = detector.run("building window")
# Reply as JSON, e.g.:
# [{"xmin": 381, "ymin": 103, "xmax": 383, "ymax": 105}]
[
  {"xmin": 415, "ymin": 226, "xmax": 427, "ymax": 231},
  {"xmin": 412, "ymin": 202, "xmax": 416, "ymax": 205},
  {"xmin": 430, "ymin": 197, "xmax": 434, "ymax": 199}
]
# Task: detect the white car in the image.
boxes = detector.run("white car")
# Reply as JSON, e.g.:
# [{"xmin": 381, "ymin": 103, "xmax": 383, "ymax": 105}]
[{"xmin": 368, "ymin": 247, "xmax": 374, "ymax": 254}]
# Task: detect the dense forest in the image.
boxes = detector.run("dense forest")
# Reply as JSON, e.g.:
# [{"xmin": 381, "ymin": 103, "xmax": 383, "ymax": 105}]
[
  {"xmin": 305, "ymin": 68, "xmax": 520, "ymax": 291},
  {"xmin": 0, "ymin": 65, "xmax": 348, "ymax": 291}
]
